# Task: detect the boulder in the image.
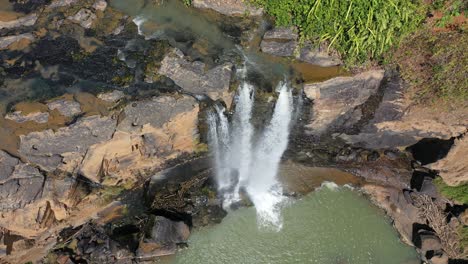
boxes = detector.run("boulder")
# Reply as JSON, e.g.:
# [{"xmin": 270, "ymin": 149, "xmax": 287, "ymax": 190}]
[
  {"xmin": 47, "ymin": 99, "xmax": 81, "ymax": 117},
  {"xmin": 428, "ymin": 134, "xmax": 468, "ymax": 186},
  {"xmin": 192, "ymin": 0, "xmax": 263, "ymax": 16},
  {"xmin": 145, "ymin": 157, "xmax": 227, "ymax": 227},
  {"xmin": 78, "ymin": 96, "xmax": 199, "ymax": 184},
  {"xmin": 145, "ymin": 216, "xmax": 190, "ymax": 246},
  {"xmin": 5, "ymin": 110, "xmax": 49, "ymax": 123},
  {"xmin": 158, "ymin": 49, "xmax": 233, "ymax": 101},
  {"xmin": 19, "ymin": 115, "xmax": 116, "ymax": 172},
  {"xmin": 0, "ymin": 13, "xmax": 37, "ymax": 29},
  {"xmin": 260, "ymin": 27, "xmax": 342, "ymax": 66},
  {"xmin": 0, "ymin": 33, "xmax": 35, "ymax": 50},
  {"xmin": 340, "ymin": 74, "xmax": 467, "ymax": 149},
  {"xmin": 304, "ymin": 70, "xmax": 385, "ymax": 136}
]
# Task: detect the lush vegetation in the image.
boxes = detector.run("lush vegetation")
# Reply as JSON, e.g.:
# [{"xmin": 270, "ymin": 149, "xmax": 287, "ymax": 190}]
[
  {"xmin": 391, "ymin": 0, "xmax": 467, "ymax": 104},
  {"xmin": 434, "ymin": 177, "xmax": 468, "ymax": 204},
  {"xmin": 249, "ymin": 0, "xmax": 423, "ymax": 64}
]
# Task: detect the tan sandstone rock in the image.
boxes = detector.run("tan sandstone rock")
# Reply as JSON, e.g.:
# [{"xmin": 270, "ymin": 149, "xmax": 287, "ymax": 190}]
[{"xmin": 429, "ymin": 135, "xmax": 468, "ymax": 186}]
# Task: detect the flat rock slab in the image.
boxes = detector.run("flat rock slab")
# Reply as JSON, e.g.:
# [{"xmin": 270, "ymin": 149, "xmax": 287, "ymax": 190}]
[
  {"xmin": 429, "ymin": 135, "xmax": 468, "ymax": 186},
  {"xmin": 192, "ymin": 0, "xmax": 263, "ymax": 16},
  {"xmin": 159, "ymin": 49, "xmax": 232, "ymax": 100},
  {"xmin": 117, "ymin": 96, "xmax": 197, "ymax": 132},
  {"xmin": 0, "ymin": 151, "xmax": 44, "ymax": 211},
  {"xmin": 19, "ymin": 115, "xmax": 116, "ymax": 171},
  {"xmin": 97, "ymin": 90, "xmax": 125, "ymax": 103},
  {"xmin": 5, "ymin": 110, "xmax": 49, "ymax": 123},
  {"xmin": 304, "ymin": 70, "xmax": 385, "ymax": 136},
  {"xmin": 0, "ymin": 33, "xmax": 35, "ymax": 50},
  {"xmin": 47, "ymin": 99, "xmax": 81, "ymax": 117},
  {"xmin": 260, "ymin": 27, "xmax": 342, "ymax": 67},
  {"xmin": 0, "ymin": 13, "xmax": 37, "ymax": 30}
]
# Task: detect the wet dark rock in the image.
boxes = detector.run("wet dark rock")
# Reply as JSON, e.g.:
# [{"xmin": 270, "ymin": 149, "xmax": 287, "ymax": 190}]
[
  {"xmin": 51, "ymin": 224, "xmax": 134, "ymax": 264},
  {"xmin": 47, "ymin": 99, "xmax": 81, "ymax": 117},
  {"xmin": 137, "ymin": 215, "xmax": 190, "ymax": 258},
  {"xmin": 25, "ymin": 36, "xmax": 81, "ymax": 67},
  {"xmin": 19, "ymin": 115, "xmax": 116, "ymax": 172},
  {"xmin": 98, "ymin": 90, "xmax": 125, "ymax": 102},
  {"xmin": 145, "ymin": 156, "xmax": 226, "ymax": 227}
]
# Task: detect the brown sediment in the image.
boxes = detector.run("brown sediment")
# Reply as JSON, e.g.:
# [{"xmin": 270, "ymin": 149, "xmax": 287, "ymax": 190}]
[
  {"xmin": 0, "ymin": 0, "xmax": 21, "ymax": 21},
  {"xmin": 279, "ymin": 161, "xmax": 363, "ymax": 195},
  {"xmin": 0, "ymin": 93, "xmax": 112, "ymax": 157},
  {"xmin": 291, "ymin": 62, "xmax": 349, "ymax": 83}
]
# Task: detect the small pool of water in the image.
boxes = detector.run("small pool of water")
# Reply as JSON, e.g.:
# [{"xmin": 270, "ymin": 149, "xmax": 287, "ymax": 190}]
[{"xmin": 173, "ymin": 184, "xmax": 419, "ymax": 264}]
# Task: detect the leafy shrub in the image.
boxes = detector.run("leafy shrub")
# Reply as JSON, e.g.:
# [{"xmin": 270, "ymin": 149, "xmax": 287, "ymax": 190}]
[
  {"xmin": 250, "ymin": 0, "xmax": 423, "ymax": 64},
  {"xmin": 434, "ymin": 177, "xmax": 468, "ymax": 204},
  {"xmin": 393, "ymin": 29, "xmax": 468, "ymax": 104}
]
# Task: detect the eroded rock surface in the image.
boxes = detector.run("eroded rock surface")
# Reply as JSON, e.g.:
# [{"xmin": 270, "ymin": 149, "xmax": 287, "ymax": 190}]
[
  {"xmin": 47, "ymin": 99, "xmax": 81, "ymax": 117},
  {"xmin": 192, "ymin": 0, "xmax": 263, "ymax": 16},
  {"xmin": 0, "ymin": 151, "xmax": 44, "ymax": 212},
  {"xmin": 137, "ymin": 216, "xmax": 190, "ymax": 258},
  {"xmin": 304, "ymin": 70, "xmax": 385, "ymax": 136},
  {"xmin": 0, "ymin": 33, "xmax": 35, "ymax": 50},
  {"xmin": 0, "ymin": 13, "xmax": 37, "ymax": 29},
  {"xmin": 340, "ymin": 74, "xmax": 467, "ymax": 149},
  {"xmin": 260, "ymin": 27, "xmax": 342, "ymax": 66},
  {"xmin": 19, "ymin": 115, "xmax": 116, "ymax": 172},
  {"xmin": 5, "ymin": 110, "xmax": 49, "ymax": 124},
  {"xmin": 429, "ymin": 135, "xmax": 468, "ymax": 186},
  {"xmin": 158, "ymin": 49, "xmax": 233, "ymax": 101}
]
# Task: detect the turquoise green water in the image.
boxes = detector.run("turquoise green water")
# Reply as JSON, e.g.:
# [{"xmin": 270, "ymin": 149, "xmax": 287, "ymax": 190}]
[{"xmin": 174, "ymin": 184, "xmax": 419, "ymax": 264}]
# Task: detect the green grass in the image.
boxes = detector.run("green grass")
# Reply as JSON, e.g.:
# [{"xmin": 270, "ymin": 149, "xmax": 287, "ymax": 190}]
[
  {"xmin": 249, "ymin": 0, "xmax": 423, "ymax": 65},
  {"xmin": 434, "ymin": 177, "xmax": 468, "ymax": 204},
  {"xmin": 460, "ymin": 226, "xmax": 468, "ymax": 251},
  {"xmin": 392, "ymin": 29, "xmax": 468, "ymax": 104}
]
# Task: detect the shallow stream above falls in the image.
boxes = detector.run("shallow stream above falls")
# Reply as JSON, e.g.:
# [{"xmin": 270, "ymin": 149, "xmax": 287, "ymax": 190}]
[{"xmin": 171, "ymin": 184, "xmax": 419, "ymax": 264}]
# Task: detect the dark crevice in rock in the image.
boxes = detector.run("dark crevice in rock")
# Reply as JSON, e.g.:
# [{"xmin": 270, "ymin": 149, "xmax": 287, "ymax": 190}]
[
  {"xmin": 10, "ymin": 0, "xmax": 51, "ymax": 14},
  {"xmin": 411, "ymin": 170, "xmax": 436, "ymax": 191},
  {"xmin": 407, "ymin": 137, "xmax": 455, "ymax": 165},
  {"xmin": 342, "ymin": 71, "xmax": 394, "ymax": 135},
  {"xmin": 150, "ymin": 209, "xmax": 193, "ymax": 228}
]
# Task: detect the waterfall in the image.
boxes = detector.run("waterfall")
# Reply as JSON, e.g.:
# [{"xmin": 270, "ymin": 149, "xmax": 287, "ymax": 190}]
[{"xmin": 207, "ymin": 80, "xmax": 293, "ymax": 230}]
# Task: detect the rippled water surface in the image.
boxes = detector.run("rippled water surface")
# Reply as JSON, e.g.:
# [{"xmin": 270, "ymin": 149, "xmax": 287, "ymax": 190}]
[{"xmin": 174, "ymin": 185, "xmax": 419, "ymax": 264}]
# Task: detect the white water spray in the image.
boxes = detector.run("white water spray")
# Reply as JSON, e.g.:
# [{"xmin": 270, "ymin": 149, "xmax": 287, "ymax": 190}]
[{"xmin": 207, "ymin": 79, "xmax": 293, "ymax": 230}]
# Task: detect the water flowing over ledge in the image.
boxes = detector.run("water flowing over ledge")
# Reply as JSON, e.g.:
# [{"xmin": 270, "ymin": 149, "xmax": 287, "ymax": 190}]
[{"xmin": 207, "ymin": 77, "xmax": 293, "ymax": 230}]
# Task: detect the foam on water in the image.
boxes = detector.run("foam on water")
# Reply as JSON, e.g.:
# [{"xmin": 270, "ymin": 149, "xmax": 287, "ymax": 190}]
[{"xmin": 207, "ymin": 80, "xmax": 293, "ymax": 230}]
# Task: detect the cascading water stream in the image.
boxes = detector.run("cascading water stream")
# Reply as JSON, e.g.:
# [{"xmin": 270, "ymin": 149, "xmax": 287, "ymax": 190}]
[{"xmin": 207, "ymin": 78, "xmax": 293, "ymax": 230}]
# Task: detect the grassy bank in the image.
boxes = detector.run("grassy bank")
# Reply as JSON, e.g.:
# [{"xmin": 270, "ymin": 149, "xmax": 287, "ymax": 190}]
[
  {"xmin": 249, "ymin": 0, "xmax": 423, "ymax": 65},
  {"xmin": 251, "ymin": 0, "xmax": 466, "ymax": 104}
]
